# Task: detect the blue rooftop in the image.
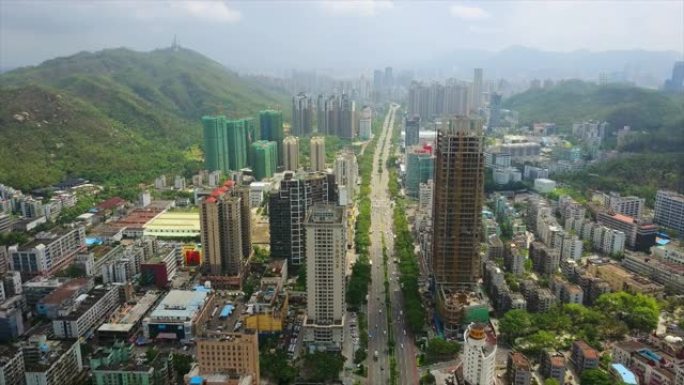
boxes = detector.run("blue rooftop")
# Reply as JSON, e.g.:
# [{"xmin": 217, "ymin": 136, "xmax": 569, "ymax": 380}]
[
  {"xmin": 220, "ymin": 304, "xmax": 234, "ymax": 318},
  {"xmin": 189, "ymin": 376, "xmax": 203, "ymax": 385},
  {"xmin": 638, "ymin": 348, "xmax": 661, "ymax": 363},
  {"xmin": 657, "ymin": 239, "xmax": 671, "ymax": 246},
  {"xmin": 612, "ymin": 363, "xmax": 637, "ymax": 385}
]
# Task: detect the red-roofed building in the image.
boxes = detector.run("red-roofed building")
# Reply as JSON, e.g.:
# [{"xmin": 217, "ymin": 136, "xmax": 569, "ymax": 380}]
[
  {"xmin": 572, "ymin": 340, "xmax": 599, "ymax": 373},
  {"xmin": 97, "ymin": 197, "xmax": 127, "ymax": 212}
]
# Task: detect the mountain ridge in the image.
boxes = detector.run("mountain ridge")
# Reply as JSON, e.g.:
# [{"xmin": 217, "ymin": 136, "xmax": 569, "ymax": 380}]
[{"xmin": 0, "ymin": 47, "xmax": 290, "ymax": 190}]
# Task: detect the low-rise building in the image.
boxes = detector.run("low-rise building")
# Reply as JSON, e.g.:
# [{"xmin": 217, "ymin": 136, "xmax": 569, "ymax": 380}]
[
  {"xmin": 52, "ymin": 285, "xmax": 120, "ymax": 339},
  {"xmin": 195, "ymin": 331, "xmax": 259, "ymax": 385},
  {"xmin": 9, "ymin": 226, "xmax": 86, "ymax": 278},
  {"xmin": 0, "ymin": 344, "xmax": 24, "ymax": 385},
  {"xmin": 507, "ymin": 352, "xmax": 532, "ymax": 385},
  {"xmin": 23, "ymin": 337, "xmax": 83, "ymax": 385},
  {"xmin": 140, "ymin": 245, "xmax": 179, "ymax": 288},
  {"xmin": 143, "ymin": 290, "xmax": 213, "ymax": 343},
  {"xmin": 97, "ymin": 292, "xmax": 160, "ymax": 342},
  {"xmin": 540, "ymin": 351, "xmax": 566, "ymax": 384},
  {"xmin": 90, "ymin": 341, "xmax": 175, "ymax": 385},
  {"xmin": 36, "ymin": 277, "xmax": 93, "ymax": 319},
  {"xmin": 572, "ymin": 340, "xmax": 599, "ymax": 373}
]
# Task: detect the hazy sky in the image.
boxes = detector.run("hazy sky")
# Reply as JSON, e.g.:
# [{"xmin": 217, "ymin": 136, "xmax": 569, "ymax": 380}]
[{"xmin": 1, "ymin": 0, "xmax": 682, "ymax": 72}]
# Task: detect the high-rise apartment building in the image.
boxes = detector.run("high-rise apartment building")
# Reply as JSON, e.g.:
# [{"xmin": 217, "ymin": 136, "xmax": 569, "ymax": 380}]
[
  {"xmin": 334, "ymin": 150, "xmax": 358, "ymax": 204},
  {"xmin": 283, "ymin": 136, "xmax": 300, "ymax": 171},
  {"xmin": 463, "ymin": 323, "xmax": 496, "ymax": 385},
  {"xmin": 310, "ymin": 136, "xmax": 326, "ymax": 172},
  {"xmin": 200, "ymin": 185, "xmax": 244, "ymax": 276},
  {"xmin": 405, "ymin": 145, "xmax": 434, "ymax": 198},
  {"xmin": 359, "ymin": 106, "xmax": 372, "ymax": 140},
  {"xmin": 232, "ymin": 185, "xmax": 252, "ymax": 260},
  {"xmin": 303, "ymin": 204, "xmax": 346, "ymax": 348},
  {"xmin": 432, "ymin": 117, "xmax": 485, "ymax": 289},
  {"xmin": 202, "ymin": 116, "xmax": 250, "ymax": 172},
  {"xmin": 292, "ymin": 93, "xmax": 313, "ymax": 137},
  {"xmin": 654, "ymin": 190, "xmax": 684, "ymax": 235},
  {"xmin": 407, "ymin": 81, "xmax": 470, "ymax": 120},
  {"xmin": 269, "ymin": 172, "xmax": 334, "ymax": 265},
  {"xmin": 404, "ymin": 116, "xmax": 420, "ymax": 148},
  {"xmin": 196, "ymin": 331, "xmax": 259, "ymax": 385},
  {"xmin": 259, "ymin": 110, "xmax": 284, "ymax": 167},
  {"xmin": 472, "ymin": 68, "xmax": 483, "ymax": 112},
  {"xmin": 339, "ymin": 94, "xmax": 355, "ymax": 139},
  {"xmin": 202, "ymin": 116, "xmax": 229, "ymax": 173},
  {"xmin": 250, "ymin": 141, "xmax": 278, "ymax": 180}
]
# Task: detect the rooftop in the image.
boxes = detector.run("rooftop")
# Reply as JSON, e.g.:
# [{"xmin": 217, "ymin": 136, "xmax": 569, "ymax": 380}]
[
  {"xmin": 56, "ymin": 286, "xmax": 116, "ymax": 321},
  {"xmin": 143, "ymin": 211, "xmax": 200, "ymax": 237},
  {"xmin": 39, "ymin": 277, "xmax": 91, "ymax": 305},
  {"xmin": 96, "ymin": 197, "xmax": 126, "ymax": 211},
  {"xmin": 148, "ymin": 290, "xmax": 209, "ymax": 322},
  {"xmin": 574, "ymin": 340, "xmax": 599, "ymax": 360},
  {"xmin": 510, "ymin": 352, "xmax": 530, "ymax": 370},
  {"xmin": 24, "ymin": 338, "xmax": 77, "ymax": 372},
  {"xmin": 611, "ymin": 363, "xmax": 638, "ymax": 385}
]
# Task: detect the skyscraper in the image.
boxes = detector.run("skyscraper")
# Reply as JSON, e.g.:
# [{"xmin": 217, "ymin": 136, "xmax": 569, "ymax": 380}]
[
  {"xmin": 310, "ymin": 136, "xmax": 326, "ymax": 172},
  {"xmin": 432, "ymin": 117, "xmax": 485, "ymax": 289},
  {"xmin": 202, "ymin": 116, "xmax": 229, "ymax": 172},
  {"xmin": 404, "ymin": 116, "xmax": 420, "ymax": 148},
  {"xmin": 488, "ymin": 93, "xmax": 502, "ymax": 129},
  {"xmin": 283, "ymin": 136, "xmax": 300, "ymax": 172},
  {"xmin": 359, "ymin": 106, "xmax": 372, "ymax": 140},
  {"xmin": 339, "ymin": 94, "xmax": 356, "ymax": 139},
  {"xmin": 200, "ymin": 185, "xmax": 244, "ymax": 276},
  {"xmin": 316, "ymin": 94, "xmax": 327, "ymax": 134},
  {"xmin": 202, "ymin": 116, "xmax": 250, "ymax": 172},
  {"xmin": 292, "ymin": 93, "xmax": 313, "ymax": 136},
  {"xmin": 226, "ymin": 119, "xmax": 248, "ymax": 171},
  {"xmin": 405, "ymin": 145, "xmax": 434, "ymax": 198},
  {"xmin": 472, "ymin": 68, "xmax": 483, "ymax": 112},
  {"xmin": 259, "ymin": 110, "xmax": 284, "ymax": 167},
  {"xmin": 250, "ymin": 141, "xmax": 278, "ymax": 180},
  {"xmin": 334, "ymin": 150, "xmax": 358, "ymax": 203},
  {"xmin": 269, "ymin": 171, "xmax": 334, "ymax": 265},
  {"xmin": 232, "ymin": 185, "xmax": 252, "ymax": 260},
  {"xmin": 303, "ymin": 204, "xmax": 346, "ymax": 347}
]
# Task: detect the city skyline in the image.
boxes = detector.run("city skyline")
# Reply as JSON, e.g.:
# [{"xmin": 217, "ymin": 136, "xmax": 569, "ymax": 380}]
[{"xmin": 1, "ymin": 1, "xmax": 682, "ymax": 73}]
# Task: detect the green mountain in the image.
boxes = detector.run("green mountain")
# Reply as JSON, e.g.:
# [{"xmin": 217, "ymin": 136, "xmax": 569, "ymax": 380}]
[
  {"xmin": 0, "ymin": 47, "xmax": 289, "ymax": 190},
  {"xmin": 503, "ymin": 80, "xmax": 684, "ymax": 152},
  {"xmin": 504, "ymin": 80, "xmax": 684, "ymax": 203}
]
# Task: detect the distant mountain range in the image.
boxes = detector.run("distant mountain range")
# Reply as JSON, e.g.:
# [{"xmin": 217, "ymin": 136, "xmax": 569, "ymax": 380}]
[
  {"xmin": 0, "ymin": 47, "xmax": 290, "ymax": 190},
  {"xmin": 427, "ymin": 46, "xmax": 682, "ymax": 88}
]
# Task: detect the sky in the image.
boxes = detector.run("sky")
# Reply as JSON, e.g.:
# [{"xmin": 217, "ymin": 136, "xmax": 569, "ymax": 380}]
[{"xmin": 1, "ymin": 0, "xmax": 683, "ymax": 73}]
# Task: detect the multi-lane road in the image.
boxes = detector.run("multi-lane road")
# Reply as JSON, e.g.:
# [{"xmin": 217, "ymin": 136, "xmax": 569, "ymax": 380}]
[{"xmin": 366, "ymin": 103, "xmax": 419, "ymax": 385}]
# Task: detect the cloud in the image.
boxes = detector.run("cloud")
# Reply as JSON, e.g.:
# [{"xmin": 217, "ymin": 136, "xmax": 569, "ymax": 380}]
[
  {"xmin": 449, "ymin": 4, "xmax": 490, "ymax": 20},
  {"xmin": 170, "ymin": 1, "xmax": 242, "ymax": 23},
  {"xmin": 319, "ymin": 0, "xmax": 394, "ymax": 17}
]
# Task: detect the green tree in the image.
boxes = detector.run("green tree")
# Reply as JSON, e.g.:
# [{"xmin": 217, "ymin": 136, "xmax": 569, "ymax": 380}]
[
  {"xmin": 299, "ymin": 352, "xmax": 345, "ymax": 383},
  {"xmin": 499, "ymin": 309, "xmax": 533, "ymax": 343},
  {"xmin": 544, "ymin": 379, "xmax": 560, "ymax": 385},
  {"xmin": 425, "ymin": 338, "xmax": 461, "ymax": 364},
  {"xmin": 172, "ymin": 353, "xmax": 193, "ymax": 377},
  {"xmin": 595, "ymin": 292, "xmax": 660, "ymax": 332},
  {"xmin": 260, "ymin": 351, "xmax": 296, "ymax": 385},
  {"xmin": 580, "ymin": 368, "xmax": 615, "ymax": 385},
  {"xmin": 420, "ymin": 371, "xmax": 436, "ymax": 385}
]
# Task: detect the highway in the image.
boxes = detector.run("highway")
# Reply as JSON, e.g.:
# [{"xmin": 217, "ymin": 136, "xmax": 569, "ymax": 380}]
[{"xmin": 366, "ymin": 103, "xmax": 419, "ymax": 385}]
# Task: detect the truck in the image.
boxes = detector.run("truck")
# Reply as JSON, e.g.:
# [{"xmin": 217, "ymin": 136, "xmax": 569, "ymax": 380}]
[{"xmin": 373, "ymin": 351, "xmax": 379, "ymax": 360}]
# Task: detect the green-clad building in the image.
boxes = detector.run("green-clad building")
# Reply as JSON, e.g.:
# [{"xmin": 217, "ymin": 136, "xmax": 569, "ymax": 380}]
[
  {"xmin": 202, "ymin": 116, "xmax": 251, "ymax": 172},
  {"xmin": 251, "ymin": 140, "xmax": 278, "ymax": 180},
  {"xmin": 405, "ymin": 145, "xmax": 434, "ymax": 198},
  {"xmin": 90, "ymin": 341, "xmax": 175, "ymax": 385},
  {"xmin": 202, "ymin": 115, "xmax": 229, "ymax": 172},
  {"xmin": 259, "ymin": 110, "xmax": 284, "ymax": 167}
]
